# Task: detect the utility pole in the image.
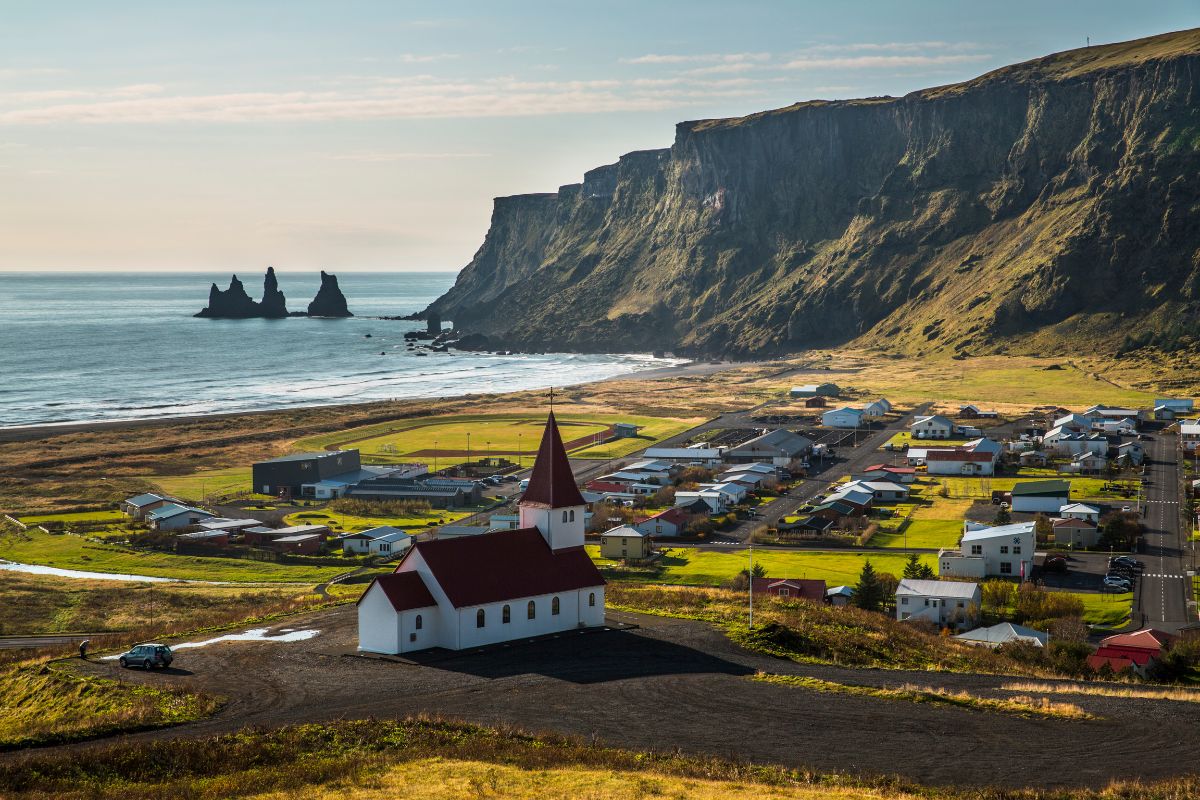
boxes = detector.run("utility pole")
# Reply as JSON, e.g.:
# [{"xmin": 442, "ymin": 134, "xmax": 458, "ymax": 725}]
[
  {"xmin": 466, "ymin": 433, "xmax": 471, "ymax": 474},
  {"xmin": 433, "ymin": 440, "xmax": 438, "ymax": 474},
  {"xmin": 518, "ymin": 434, "xmax": 522, "ymax": 469}
]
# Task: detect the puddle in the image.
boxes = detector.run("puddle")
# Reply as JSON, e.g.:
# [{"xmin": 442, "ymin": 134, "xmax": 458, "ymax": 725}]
[
  {"xmin": 101, "ymin": 628, "xmax": 320, "ymax": 659},
  {"xmin": 0, "ymin": 559, "xmax": 198, "ymax": 583}
]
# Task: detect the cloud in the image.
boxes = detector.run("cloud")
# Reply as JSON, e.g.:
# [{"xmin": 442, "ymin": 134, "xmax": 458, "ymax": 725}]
[
  {"xmin": 682, "ymin": 62, "xmax": 760, "ymax": 76},
  {"xmin": 783, "ymin": 53, "xmax": 991, "ymax": 70},
  {"xmin": 396, "ymin": 53, "xmax": 459, "ymax": 64},
  {"xmin": 325, "ymin": 151, "xmax": 492, "ymax": 162},
  {"xmin": 621, "ymin": 52, "xmax": 770, "ymax": 65},
  {"xmin": 805, "ymin": 41, "xmax": 982, "ymax": 54},
  {"xmin": 0, "ymin": 67, "xmax": 67, "ymax": 80}
]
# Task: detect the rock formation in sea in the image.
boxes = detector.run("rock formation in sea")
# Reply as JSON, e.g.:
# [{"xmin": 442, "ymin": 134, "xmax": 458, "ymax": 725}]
[
  {"xmin": 195, "ymin": 275, "xmax": 264, "ymax": 319},
  {"xmin": 306, "ymin": 271, "xmax": 353, "ymax": 317},
  {"xmin": 259, "ymin": 266, "xmax": 289, "ymax": 318}
]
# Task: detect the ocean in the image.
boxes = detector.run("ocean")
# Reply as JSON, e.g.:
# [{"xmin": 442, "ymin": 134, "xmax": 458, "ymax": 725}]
[{"xmin": 0, "ymin": 271, "xmax": 678, "ymax": 428}]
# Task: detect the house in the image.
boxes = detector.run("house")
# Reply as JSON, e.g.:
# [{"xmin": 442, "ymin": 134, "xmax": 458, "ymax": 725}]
[
  {"xmin": 437, "ymin": 525, "xmax": 491, "ymax": 539},
  {"xmin": 1094, "ymin": 418, "xmax": 1137, "ymax": 435},
  {"xmin": 725, "ymin": 429, "xmax": 812, "ymax": 465},
  {"xmin": 488, "ymin": 513, "xmax": 521, "ymax": 530},
  {"xmin": 347, "ymin": 475, "xmax": 483, "ymax": 508},
  {"xmin": 252, "ymin": 450, "xmax": 363, "ymax": 498},
  {"xmin": 1042, "ymin": 427, "xmax": 1108, "ymax": 457},
  {"xmin": 146, "ymin": 503, "xmax": 215, "ymax": 531},
  {"xmin": 642, "ymin": 446, "xmax": 724, "ymax": 466},
  {"xmin": 1083, "ymin": 405, "xmax": 1146, "ymax": 424},
  {"xmin": 959, "ymin": 404, "xmax": 999, "ymax": 419},
  {"xmin": 860, "ymin": 464, "xmax": 917, "ymax": 484},
  {"xmin": 1117, "ymin": 441, "xmax": 1145, "ymax": 466},
  {"xmin": 356, "ymin": 413, "xmax": 606, "ymax": 655},
  {"xmin": 1018, "ymin": 450, "xmax": 1049, "ymax": 467},
  {"xmin": 674, "ymin": 490, "xmax": 729, "ymax": 513},
  {"xmin": 1087, "ymin": 628, "xmax": 1178, "ymax": 676},
  {"xmin": 823, "ymin": 485, "xmax": 875, "ymax": 511},
  {"xmin": 1010, "ymin": 480, "xmax": 1070, "ymax": 513},
  {"xmin": 826, "ymin": 585, "xmax": 854, "ymax": 606},
  {"xmin": 1181, "ymin": 422, "xmax": 1200, "ymax": 453},
  {"xmin": 938, "ymin": 521, "xmax": 1036, "ymax": 579},
  {"xmin": 750, "ymin": 577, "xmax": 825, "ymax": 602},
  {"xmin": 1059, "ymin": 503, "xmax": 1101, "ymax": 523},
  {"xmin": 244, "ymin": 524, "xmax": 331, "ymax": 547},
  {"xmin": 823, "ymin": 407, "xmax": 865, "ymax": 429},
  {"xmin": 270, "ymin": 533, "xmax": 325, "ymax": 554},
  {"xmin": 923, "ymin": 438, "xmax": 1001, "ymax": 476},
  {"xmin": 122, "ymin": 493, "xmax": 173, "ymax": 520},
  {"xmin": 612, "ymin": 422, "xmax": 641, "ymax": 438},
  {"xmin": 1064, "ymin": 451, "xmax": 1107, "ymax": 474},
  {"xmin": 1051, "ymin": 517, "xmax": 1100, "ymax": 548},
  {"xmin": 862, "ymin": 399, "xmax": 890, "ymax": 418},
  {"xmin": 841, "ymin": 479, "xmax": 909, "ymax": 502},
  {"xmin": 622, "ymin": 459, "xmax": 680, "ymax": 479},
  {"xmin": 895, "ymin": 579, "xmax": 980, "ymax": 629},
  {"xmin": 698, "ymin": 481, "xmax": 748, "ymax": 505},
  {"xmin": 1154, "ymin": 398, "xmax": 1194, "ymax": 414},
  {"xmin": 196, "ymin": 518, "xmax": 261, "ymax": 535},
  {"xmin": 634, "ymin": 507, "xmax": 691, "ymax": 538},
  {"xmin": 910, "ymin": 415, "xmax": 955, "ymax": 439},
  {"xmin": 790, "ymin": 383, "xmax": 839, "ymax": 398},
  {"xmin": 954, "ymin": 622, "xmax": 1049, "ymax": 648},
  {"xmin": 301, "ymin": 464, "xmax": 424, "ymax": 500},
  {"xmin": 1153, "ymin": 405, "xmax": 1178, "ymax": 421},
  {"xmin": 782, "ymin": 515, "xmax": 834, "ymax": 534},
  {"xmin": 175, "ymin": 530, "xmax": 229, "ymax": 547},
  {"xmin": 803, "ymin": 396, "xmax": 828, "ymax": 408},
  {"xmin": 1052, "ymin": 413, "xmax": 1092, "ymax": 432},
  {"xmin": 600, "ymin": 526, "xmax": 652, "ymax": 560},
  {"xmin": 340, "ymin": 526, "xmax": 412, "ymax": 556},
  {"xmin": 808, "ymin": 500, "xmax": 862, "ymax": 522}
]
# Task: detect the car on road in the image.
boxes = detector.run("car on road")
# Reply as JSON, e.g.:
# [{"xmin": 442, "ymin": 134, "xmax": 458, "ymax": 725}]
[
  {"xmin": 1139, "ymin": 434, "xmax": 1154, "ymax": 441},
  {"xmin": 1103, "ymin": 575, "xmax": 1133, "ymax": 590},
  {"xmin": 118, "ymin": 643, "xmax": 173, "ymax": 669},
  {"xmin": 1111, "ymin": 556, "xmax": 1143, "ymax": 570}
]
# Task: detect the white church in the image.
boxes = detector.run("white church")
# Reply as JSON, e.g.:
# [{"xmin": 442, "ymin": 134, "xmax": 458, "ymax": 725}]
[{"xmin": 357, "ymin": 413, "xmax": 607, "ymax": 654}]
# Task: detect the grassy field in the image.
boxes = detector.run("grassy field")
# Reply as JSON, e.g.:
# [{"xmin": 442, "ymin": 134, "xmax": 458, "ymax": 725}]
[
  {"xmin": 0, "ymin": 660, "xmax": 218, "ymax": 748},
  {"xmin": 0, "ymin": 528, "xmax": 348, "ymax": 583},
  {"xmin": 869, "ymin": 486, "xmax": 972, "ymax": 550},
  {"xmin": 292, "ymin": 412, "xmax": 700, "ymax": 468},
  {"xmin": 16, "ymin": 509, "xmax": 126, "ymax": 525},
  {"xmin": 283, "ymin": 508, "xmax": 475, "ymax": 533},
  {"xmin": 593, "ymin": 546, "xmax": 935, "ymax": 586},
  {"xmin": 145, "ymin": 467, "xmax": 256, "ymax": 502},
  {"xmin": 1069, "ymin": 591, "xmax": 1134, "ymax": 628},
  {"xmin": 932, "ymin": 474, "xmax": 1137, "ymax": 501},
  {"xmin": 883, "ymin": 432, "xmax": 972, "ymax": 449}
]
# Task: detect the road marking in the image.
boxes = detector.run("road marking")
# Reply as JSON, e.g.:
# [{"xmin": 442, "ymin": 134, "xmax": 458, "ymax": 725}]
[{"xmin": 1143, "ymin": 574, "xmax": 1188, "ymax": 579}]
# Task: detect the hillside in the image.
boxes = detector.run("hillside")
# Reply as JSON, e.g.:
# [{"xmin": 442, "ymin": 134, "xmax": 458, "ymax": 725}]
[{"xmin": 425, "ymin": 28, "xmax": 1200, "ymax": 357}]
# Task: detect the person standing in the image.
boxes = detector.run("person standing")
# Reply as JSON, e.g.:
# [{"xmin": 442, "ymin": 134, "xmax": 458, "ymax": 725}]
[{"xmin": 79, "ymin": 639, "xmax": 89, "ymax": 659}]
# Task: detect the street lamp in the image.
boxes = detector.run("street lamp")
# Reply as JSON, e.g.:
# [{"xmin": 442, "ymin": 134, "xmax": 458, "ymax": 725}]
[
  {"xmin": 433, "ymin": 440, "xmax": 438, "ymax": 474},
  {"xmin": 467, "ymin": 432, "xmax": 472, "ymax": 472}
]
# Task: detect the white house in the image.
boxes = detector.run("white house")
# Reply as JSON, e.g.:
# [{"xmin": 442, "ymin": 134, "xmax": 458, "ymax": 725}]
[
  {"xmin": 862, "ymin": 399, "xmax": 890, "ymax": 418},
  {"xmin": 1117, "ymin": 441, "xmax": 1145, "ymax": 466},
  {"xmin": 1064, "ymin": 450, "xmax": 1107, "ymax": 474},
  {"xmin": 910, "ymin": 415, "xmax": 955, "ymax": 439},
  {"xmin": 1095, "ymin": 418, "xmax": 1137, "ymax": 435},
  {"xmin": 1181, "ymin": 423, "xmax": 1200, "ymax": 453},
  {"xmin": 341, "ymin": 526, "xmax": 412, "ymax": 555},
  {"xmin": 841, "ymin": 479, "xmax": 909, "ymax": 501},
  {"xmin": 697, "ymin": 481, "xmax": 748, "ymax": 505},
  {"xmin": 895, "ymin": 579, "xmax": 980, "ymax": 629},
  {"xmin": 1059, "ymin": 503, "xmax": 1101, "ymax": 523},
  {"xmin": 146, "ymin": 503, "xmax": 215, "ymax": 531},
  {"xmin": 1010, "ymin": 479, "xmax": 1071, "ymax": 513},
  {"xmin": 924, "ymin": 438, "xmax": 1001, "ymax": 476},
  {"xmin": 357, "ymin": 414, "xmax": 605, "ymax": 655},
  {"xmin": 823, "ymin": 407, "xmax": 865, "ymax": 429},
  {"xmin": 938, "ymin": 522, "xmax": 1036, "ymax": 579},
  {"xmin": 674, "ymin": 490, "xmax": 728, "ymax": 513},
  {"xmin": 955, "ymin": 622, "xmax": 1048, "ymax": 648},
  {"xmin": 1053, "ymin": 413, "xmax": 1093, "ymax": 432}
]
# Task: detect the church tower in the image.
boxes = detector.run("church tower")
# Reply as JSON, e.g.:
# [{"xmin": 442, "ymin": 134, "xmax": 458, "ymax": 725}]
[{"xmin": 519, "ymin": 412, "xmax": 587, "ymax": 550}]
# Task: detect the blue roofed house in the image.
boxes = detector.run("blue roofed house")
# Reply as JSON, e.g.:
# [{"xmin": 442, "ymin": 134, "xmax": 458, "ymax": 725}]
[{"xmin": 147, "ymin": 503, "xmax": 216, "ymax": 531}]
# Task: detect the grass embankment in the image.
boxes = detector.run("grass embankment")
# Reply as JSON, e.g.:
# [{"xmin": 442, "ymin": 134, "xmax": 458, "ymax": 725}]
[
  {"xmin": 144, "ymin": 467, "xmax": 255, "ymax": 502},
  {"xmin": 0, "ymin": 527, "xmax": 348, "ymax": 583},
  {"xmin": 1001, "ymin": 681, "xmax": 1200, "ymax": 703},
  {"xmin": 593, "ymin": 546, "xmax": 935, "ymax": 587},
  {"xmin": 0, "ymin": 659, "xmax": 218, "ymax": 749},
  {"xmin": 16, "ymin": 509, "xmax": 126, "ymax": 525},
  {"xmin": 5, "ymin": 716, "xmax": 1200, "ymax": 799},
  {"xmin": 1070, "ymin": 591, "xmax": 1134, "ymax": 629},
  {"xmin": 753, "ymin": 674, "xmax": 1092, "ymax": 720},
  {"xmin": 0, "ymin": 571, "xmax": 347, "ymax": 636}
]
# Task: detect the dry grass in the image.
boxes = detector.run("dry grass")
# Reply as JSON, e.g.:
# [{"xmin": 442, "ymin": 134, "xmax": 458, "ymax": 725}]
[
  {"xmin": 1001, "ymin": 681, "xmax": 1200, "ymax": 703},
  {"xmin": 754, "ymin": 674, "xmax": 1092, "ymax": 720}
]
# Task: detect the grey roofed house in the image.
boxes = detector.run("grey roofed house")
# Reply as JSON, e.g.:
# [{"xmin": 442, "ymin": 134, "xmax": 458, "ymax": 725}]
[
  {"xmin": 197, "ymin": 518, "xmax": 262, "ymax": 532},
  {"xmin": 954, "ymin": 622, "xmax": 1049, "ymax": 648},
  {"xmin": 895, "ymin": 578, "xmax": 980, "ymax": 600},
  {"xmin": 725, "ymin": 428, "xmax": 813, "ymax": 460},
  {"xmin": 124, "ymin": 493, "xmax": 166, "ymax": 508}
]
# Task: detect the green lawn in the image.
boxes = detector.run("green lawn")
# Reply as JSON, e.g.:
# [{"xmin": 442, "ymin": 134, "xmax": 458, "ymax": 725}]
[
  {"xmin": 0, "ymin": 528, "xmax": 347, "ymax": 583},
  {"xmin": 145, "ymin": 467, "xmax": 256, "ymax": 502},
  {"xmin": 17, "ymin": 509, "xmax": 126, "ymax": 525},
  {"xmin": 293, "ymin": 413, "xmax": 700, "ymax": 468},
  {"xmin": 933, "ymin": 475, "xmax": 1137, "ymax": 501},
  {"xmin": 883, "ymin": 432, "xmax": 972, "ymax": 450},
  {"xmin": 1065, "ymin": 590, "xmax": 1134, "ymax": 628},
  {"xmin": 872, "ymin": 520, "xmax": 963, "ymax": 550},
  {"xmin": 591, "ymin": 546, "xmax": 935, "ymax": 586},
  {"xmin": 870, "ymin": 486, "xmax": 972, "ymax": 550},
  {"xmin": 283, "ymin": 508, "xmax": 477, "ymax": 533}
]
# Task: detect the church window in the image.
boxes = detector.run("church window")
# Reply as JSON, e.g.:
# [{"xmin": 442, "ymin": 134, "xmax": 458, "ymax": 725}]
[
  {"xmin": 569, "ymin": 509, "xmax": 575, "ymax": 522},
  {"xmin": 476, "ymin": 609, "xmax": 486, "ymax": 628},
  {"xmin": 527, "ymin": 600, "xmax": 536, "ymax": 620},
  {"xmin": 562, "ymin": 510, "xmax": 568, "ymax": 523},
  {"xmin": 552, "ymin": 596, "xmax": 560, "ymax": 615},
  {"xmin": 415, "ymin": 614, "xmax": 423, "ymax": 630},
  {"xmin": 502, "ymin": 605, "xmax": 511, "ymax": 624}
]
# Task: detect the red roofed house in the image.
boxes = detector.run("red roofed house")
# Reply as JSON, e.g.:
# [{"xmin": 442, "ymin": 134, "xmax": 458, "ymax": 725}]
[
  {"xmin": 751, "ymin": 577, "xmax": 826, "ymax": 602},
  {"xmin": 633, "ymin": 507, "xmax": 691, "ymax": 538},
  {"xmin": 357, "ymin": 413, "xmax": 606, "ymax": 654},
  {"xmin": 1087, "ymin": 628, "xmax": 1178, "ymax": 676}
]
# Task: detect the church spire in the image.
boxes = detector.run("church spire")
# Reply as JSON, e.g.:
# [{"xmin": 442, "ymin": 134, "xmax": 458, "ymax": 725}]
[{"xmin": 520, "ymin": 412, "xmax": 586, "ymax": 509}]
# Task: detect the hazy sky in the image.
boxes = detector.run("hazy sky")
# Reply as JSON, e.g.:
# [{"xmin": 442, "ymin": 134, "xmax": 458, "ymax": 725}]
[{"xmin": 1, "ymin": 1, "xmax": 1196, "ymax": 272}]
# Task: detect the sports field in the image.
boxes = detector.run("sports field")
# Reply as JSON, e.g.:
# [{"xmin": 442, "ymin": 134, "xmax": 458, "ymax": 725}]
[{"xmin": 294, "ymin": 413, "xmax": 700, "ymax": 467}]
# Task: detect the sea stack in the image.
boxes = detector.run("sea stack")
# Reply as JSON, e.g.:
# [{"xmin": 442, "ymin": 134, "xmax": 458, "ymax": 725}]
[
  {"xmin": 307, "ymin": 271, "xmax": 353, "ymax": 317},
  {"xmin": 259, "ymin": 266, "xmax": 289, "ymax": 318},
  {"xmin": 195, "ymin": 275, "xmax": 262, "ymax": 318}
]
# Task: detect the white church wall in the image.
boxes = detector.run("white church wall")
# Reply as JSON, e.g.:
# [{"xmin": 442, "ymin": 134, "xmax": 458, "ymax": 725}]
[
  {"xmin": 357, "ymin": 582, "xmax": 401, "ymax": 654},
  {"xmin": 455, "ymin": 587, "xmax": 603, "ymax": 649}
]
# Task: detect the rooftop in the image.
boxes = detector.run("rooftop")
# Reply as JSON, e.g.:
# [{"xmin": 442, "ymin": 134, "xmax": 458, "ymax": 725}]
[
  {"xmin": 257, "ymin": 450, "xmax": 357, "ymax": 464},
  {"xmin": 521, "ymin": 412, "xmax": 586, "ymax": 509},
  {"xmin": 896, "ymin": 579, "xmax": 979, "ymax": 599}
]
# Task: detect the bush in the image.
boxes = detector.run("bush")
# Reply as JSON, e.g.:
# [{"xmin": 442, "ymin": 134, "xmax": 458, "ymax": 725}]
[{"xmin": 328, "ymin": 498, "xmax": 432, "ymax": 517}]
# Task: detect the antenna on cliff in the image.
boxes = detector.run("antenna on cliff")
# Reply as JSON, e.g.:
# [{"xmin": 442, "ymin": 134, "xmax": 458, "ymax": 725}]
[
  {"xmin": 1086, "ymin": 36, "xmax": 1090, "ymax": 47},
  {"xmin": 549, "ymin": 386, "xmax": 555, "ymax": 413}
]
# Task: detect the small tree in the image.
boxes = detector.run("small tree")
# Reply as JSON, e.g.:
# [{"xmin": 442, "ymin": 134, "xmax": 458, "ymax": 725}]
[
  {"xmin": 1034, "ymin": 513, "xmax": 1054, "ymax": 543},
  {"xmin": 902, "ymin": 552, "xmax": 923, "ymax": 579},
  {"xmin": 992, "ymin": 506, "xmax": 1012, "ymax": 525},
  {"xmin": 854, "ymin": 560, "xmax": 886, "ymax": 612},
  {"xmin": 750, "ymin": 562, "xmax": 767, "ymax": 578}
]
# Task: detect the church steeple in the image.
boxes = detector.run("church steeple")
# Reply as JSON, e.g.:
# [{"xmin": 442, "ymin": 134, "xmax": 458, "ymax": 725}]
[{"xmin": 519, "ymin": 412, "xmax": 586, "ymax": 550}]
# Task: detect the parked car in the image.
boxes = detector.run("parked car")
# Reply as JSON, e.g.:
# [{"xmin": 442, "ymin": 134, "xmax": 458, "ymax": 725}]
[
  {"xmin": 118, "ymin": 643, "xmax": 173, "ymax": 669},
  {"xmin": 1103, "ymin": 575, "xmax": 1133, "ymax": 589},
  {"xmin": 1111, "ymin": 556, "xmax": 1143, "ymax": 570},
  {"xmin": 1042, "ymin": 554, "xmax": 1069, "ymax": 573}
]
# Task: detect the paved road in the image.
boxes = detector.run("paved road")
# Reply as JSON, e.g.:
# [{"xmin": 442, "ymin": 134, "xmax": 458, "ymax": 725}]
[
  {"xmin": 0, "ymin": 634, "xmax": 99, "ymax": 650},
  {"xmin": 1135, "ymin": 432, "xmax": 1193, "ymax": 630}
]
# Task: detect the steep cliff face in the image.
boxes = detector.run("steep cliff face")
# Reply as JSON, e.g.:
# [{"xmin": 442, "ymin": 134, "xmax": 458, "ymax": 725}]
[
  {"xmin": 425, "ymin": 29, "xmax": 1200, "ymax": 356},
  {"xmin": 307, "ymin": 271, "xmax": 353, "ymax": 317},
  {"xmin": 196, "ymin": 275, "xmax": 263, "ymax": 319},
  {"xmin": 260, "ymin": 266, "xmax": 289, "ymax": 318}
]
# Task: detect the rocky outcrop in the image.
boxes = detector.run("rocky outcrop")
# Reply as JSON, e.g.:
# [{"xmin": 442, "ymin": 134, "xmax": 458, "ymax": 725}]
[
  {"xmin": 424, "ymin": 28, "xmax": 1200, "ymax": 357},
  {"xmin": 196, "ymin": 275, "xmax": 263, "ymax": 318},
  {"xmin": 259, "ymin": 267, "xmax": 289, "ymax": 318},
  {"xmin": 306, "ymin": 271, "xmax": 353, "ymax": 317}
]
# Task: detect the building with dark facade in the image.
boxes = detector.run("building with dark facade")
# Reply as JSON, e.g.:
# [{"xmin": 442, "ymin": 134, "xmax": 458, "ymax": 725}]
[{"xmin": 252, "ymin": 450, "xmax": 362, "ymax": 497}]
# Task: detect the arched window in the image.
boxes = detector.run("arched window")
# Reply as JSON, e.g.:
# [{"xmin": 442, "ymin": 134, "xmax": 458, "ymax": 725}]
[
  {"xmin": 588, "ymin": 592, "xmax": 596, "ymax": 607},
  {"xmin": 562, "ymin": 510, "xmax": 568, "ymax": 523},
  {"xmin": 569, "ymin": 509, "xmax": 575, "ymax": 522},
  {"xmin": 476, "ymin": 609, "xmax": 486, "ymax": 628},
  {"xmin": 551, "ymin": 596, "xmax": 560, "ymax": 616},
  {"xmin": 502, "ymin": 605, "xmax": 511, "ymax": 624},
  {"xmin": 527, "ymin": 600, "xmax": 536, "ymax": 620},
  {"xmin": 415, "ymin": 614, "xmax": 423, "ymax": 630}
]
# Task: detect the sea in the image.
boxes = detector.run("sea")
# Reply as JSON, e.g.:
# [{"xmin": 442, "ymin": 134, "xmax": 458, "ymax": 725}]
[{"xmin": 0, "ymin": 271, "xmax": 680, "ymax": 429}]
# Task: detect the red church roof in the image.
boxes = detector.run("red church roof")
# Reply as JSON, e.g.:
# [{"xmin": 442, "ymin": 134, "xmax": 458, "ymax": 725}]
[
  {"xmin": 521, "ymin": 412, "xmax": 587, "ymax": 509},
  {"xmin": 401, "ymin": 527, "xmax": 604, "ymax": 608},
  {"xmin": 358, "ymin": 571, "xmax": 436, "ymax": 612}
]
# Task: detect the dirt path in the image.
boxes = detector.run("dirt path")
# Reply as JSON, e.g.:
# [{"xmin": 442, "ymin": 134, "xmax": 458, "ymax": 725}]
[{"xmin": 8, "ymin": 606, "xmax": 1200, "ymax": 790}]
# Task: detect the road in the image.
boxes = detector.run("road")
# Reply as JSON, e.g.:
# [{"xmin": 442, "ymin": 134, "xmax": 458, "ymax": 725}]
[
  {"xmin": 0, "ymin": 634, "xmax": 99, "ymax": 651},
  {"xmin": 1135, "ymin": 431, "xmax": 1193, "ymax": 630}
]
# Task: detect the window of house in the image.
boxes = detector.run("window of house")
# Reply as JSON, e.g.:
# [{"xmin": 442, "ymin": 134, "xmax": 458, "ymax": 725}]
[
  {"xmin": 779, "ymin": 588, "xmax": 790, "ymax": 597},
  {"xmin": 1013, "ymin": 545, "xmax": 1021, "ymax": 554},
  {"xmin": 1000, "ymin": 545, "xmax": 1009, "ymax": 554},
  {"xmin": 569, "ymin": 509, "xmax": 575, "ymax": 522},
  {"xmin": 957, "ymin": 601, "xmax": 964, "ymax": 608},
  {"xmin": 1000, "ymin": 562, "xmax": 1012, "ymax": 574},
  {"xmin": 970, "ymin": 545, "xmax": 982, "ymax": 555},
  {"xmin": 415, "ymin": 615, "xmax": 422, "ymax": 630},
  {"xmin": 589, "ymin": 592, "xmax": 595, "ymax": 607},
  {"xmin": 502, "ymin": 605, "xmax": 511, "ymax": 624},
  {"xmin": 552, "ymin": 597, "xmax": 560, "ymax": 615},
  {"xmin": 476, "ymin": 609, "xmax": 486, "ymax": 628},
  {"xmin": 900, "ymin": 597, "xmax": 908, "ymax": 605},
  {"xmin": 527, "ymin": 600, "xmax": 536, "ymax": 620},
  {"xmin": 562, "ymin": 510, "xmax": 568, "ymax": 523}
]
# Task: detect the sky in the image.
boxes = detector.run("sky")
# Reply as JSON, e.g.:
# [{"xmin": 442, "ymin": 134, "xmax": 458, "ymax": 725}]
[{"xmin": 0, "ymin": 1, "xmax": 1197, "ymax": 272}]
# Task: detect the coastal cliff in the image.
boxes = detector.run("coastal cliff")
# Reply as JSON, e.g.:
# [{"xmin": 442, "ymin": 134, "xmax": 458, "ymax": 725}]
[{"xmin": 425, "ymin": 28, "xmax": 1200, "ymax": 357}]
